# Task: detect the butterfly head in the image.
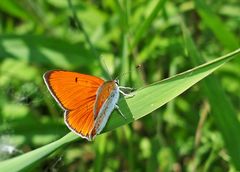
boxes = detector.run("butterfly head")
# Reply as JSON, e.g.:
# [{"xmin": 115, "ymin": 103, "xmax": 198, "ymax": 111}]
[{"xmin": 114, "ymin": 79, "xmax": 119, "ymax": 86}]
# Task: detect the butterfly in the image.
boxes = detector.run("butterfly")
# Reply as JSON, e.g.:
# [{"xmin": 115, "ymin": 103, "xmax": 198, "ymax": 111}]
[{"xmin": 43, "ymin": 70, "xmax": 132, "ymax": 141}]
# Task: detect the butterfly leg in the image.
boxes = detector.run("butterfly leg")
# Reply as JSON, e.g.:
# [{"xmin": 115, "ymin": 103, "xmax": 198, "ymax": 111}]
[
  {"xmin": 119, "ymin": 89, "xmax": 134, "ymax": 98},
  {"xmin": 115, "ymin": 105, "xmax": 126, "ymax": 119},
  {"xmin": 119, "ymin": 86, "xmax": 134, "ymax": 90}
]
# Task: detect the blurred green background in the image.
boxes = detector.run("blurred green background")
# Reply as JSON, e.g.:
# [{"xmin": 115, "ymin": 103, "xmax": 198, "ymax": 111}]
[{"xmin": 0, "ymin": 0, "xmax": 239, "ymax": 171}]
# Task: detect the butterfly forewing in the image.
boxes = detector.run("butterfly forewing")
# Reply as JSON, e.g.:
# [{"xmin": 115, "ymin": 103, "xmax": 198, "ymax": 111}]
[
  {"xmin": 44, "ymin": 70, "xmax": 104, "ymax": 110},
  {"xmin": 44, "ymin": 70, "xmax": 104, "ymax": 140}
]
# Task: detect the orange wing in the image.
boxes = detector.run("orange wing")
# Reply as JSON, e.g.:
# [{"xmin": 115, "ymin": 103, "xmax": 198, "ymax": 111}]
[{"xmin": 43, "ymin": 70, "xmax": 104, "ymax": 139}]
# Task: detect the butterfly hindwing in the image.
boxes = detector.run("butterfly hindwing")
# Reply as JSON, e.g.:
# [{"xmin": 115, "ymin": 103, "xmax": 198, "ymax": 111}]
[{"xmin": 64, "ymin": 100, "xmax": 95, "ymax": 140}]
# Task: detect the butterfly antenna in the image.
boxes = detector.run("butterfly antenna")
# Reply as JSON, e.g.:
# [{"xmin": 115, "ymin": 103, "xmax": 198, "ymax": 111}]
[
  {"xmin": 116, "ymin": 64, "xmax": 142, "ymax": 80},
  {"xmin": 115, "ymin": 71, "xmax": 128, "ymax": 80},
  {"xmin": 100, "ymin": 56, "xmax": 113, "ymax": 80}
]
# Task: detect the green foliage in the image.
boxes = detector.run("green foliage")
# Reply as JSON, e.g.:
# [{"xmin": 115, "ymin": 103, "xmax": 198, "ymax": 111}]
[
  {"xmin": 0, "ymin": 0, "xmax": 239, "ymax": 171},
  {"xmin": 0, "ymin": 47, "xmax": 239, "ymax": 172}
]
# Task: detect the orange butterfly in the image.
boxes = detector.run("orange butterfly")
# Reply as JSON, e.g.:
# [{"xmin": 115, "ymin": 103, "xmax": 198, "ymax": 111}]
[{"xmin": 43, "ymin": 70, "xmax": 132, "ymax": 141}]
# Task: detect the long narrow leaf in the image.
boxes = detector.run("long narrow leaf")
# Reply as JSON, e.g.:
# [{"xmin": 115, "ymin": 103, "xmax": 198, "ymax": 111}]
[
  {"xmin": 195, "ymin": 0, "xmax": 239, "ymax": 50},
  {"xmin": 130, "ymin": 0, "xmax": 167, "ymax": 51}
]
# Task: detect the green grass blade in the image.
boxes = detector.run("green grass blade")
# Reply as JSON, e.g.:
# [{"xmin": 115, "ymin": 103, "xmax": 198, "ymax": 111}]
[
  {"xmin": 116, "ymin": 0, "xmax": 131, "ymax": 83},
  {"xmin": 130, "ymin": 0, "xmax": 167, "ymax": 51},
  {"xmin": 0, "ymin": 1, "xmax": 32, "ymax": 20},
  {"xmin": 182, "ymin": 22, "xmax": 240, "ymax": 169},
  {"xmin": 195, "ymin": 0, "xmax": 239, "ymax": 50},
  {"xmin": 107, "ymin": 48, "xmax": 240, "ymax": 130},
  {"xmin": 0, "ymin": 48, "xmax": 239, "ymax": 171},
  {"xmin": 0, "ymin": 133, "xmax": 78, "ymax": 172}
]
